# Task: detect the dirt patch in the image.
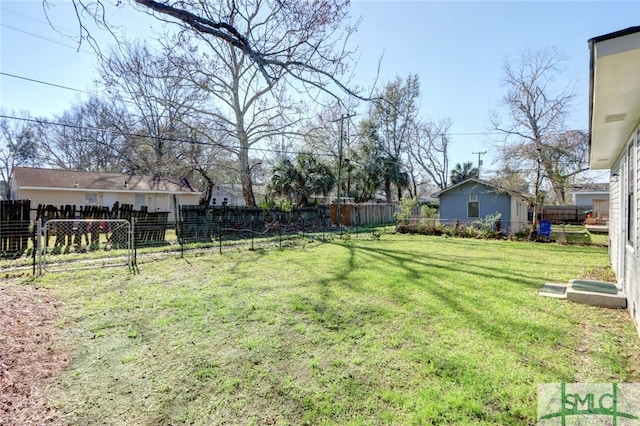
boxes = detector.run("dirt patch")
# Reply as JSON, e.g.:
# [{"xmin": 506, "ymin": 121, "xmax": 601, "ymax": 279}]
[{"xmin": 0, "ymin": 282, "xmax": 68, "ymax": 425}]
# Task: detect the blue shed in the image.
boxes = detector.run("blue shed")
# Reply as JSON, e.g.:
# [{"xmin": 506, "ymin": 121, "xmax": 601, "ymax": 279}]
[{"xmin": 432, "ymin": 178, "xmax": 528, "ymax": 235}]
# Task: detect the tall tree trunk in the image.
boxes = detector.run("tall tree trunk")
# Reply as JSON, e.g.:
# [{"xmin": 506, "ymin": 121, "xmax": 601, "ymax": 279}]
[
  {"xmin": 239, "ymin": 146, "xmax": 255, "ymax": 207},
  {"xmin": 384, "ymin": 178, "xmax": 392, "ymax": 203}
]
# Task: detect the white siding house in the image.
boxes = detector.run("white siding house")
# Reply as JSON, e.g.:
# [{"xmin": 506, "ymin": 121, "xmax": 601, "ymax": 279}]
[
  {"xmin": 206, "ymin": 184, "xmax": 246, "ymax": 206},
  {"xmin": 588, "ymin": 26, "xmax": 640, "ymax": 333},
  {"xmin": 10, "ymin": 167, "xmax": 201, "ymax": 222}
]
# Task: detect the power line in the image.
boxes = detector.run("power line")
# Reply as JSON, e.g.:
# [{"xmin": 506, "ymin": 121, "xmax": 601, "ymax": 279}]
[
  {"xmin": 0, "ymin": 113, "xmax": 337, "ymax": 158},
  {"xmin": 0, "ymin": 71, "xmax": 143, "ymax": 108},
  {"xmin": 2, "ymin": 6, "xmax": 52, "ymax": 26},
  {"xmin": 0, "ymin": 71, "xmax": 502, "ymax": 137},
  {"xmin": 0, "ymin": 71, "xmax": 91, "ymax": 95},
  {"xmin": 1, "ymin": 72, "xmax": 589, "ymax": 138},
  {"xmin": 0, "ymin": 23, "xmax": 93, "ymax": 54}
]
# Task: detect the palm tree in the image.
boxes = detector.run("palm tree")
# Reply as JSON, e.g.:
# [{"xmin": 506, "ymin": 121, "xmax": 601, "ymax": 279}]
[
  {"xmin": 449, "ymin": 162, "xmax": 479, "ymax": 185},
  {"xmin": 268, "ymin": 153, "xmax": 336, "ymax": 206},
  {"xmin": 380, "ymin": 155, "xmax": 409, "ymax": 202}
]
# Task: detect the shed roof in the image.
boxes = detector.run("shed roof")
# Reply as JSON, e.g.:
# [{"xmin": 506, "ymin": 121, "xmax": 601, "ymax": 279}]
[
  {"xmin": 431, "ymin": 178, "xmax": 523, "ymax": 198},
  {"xmin": 13, "ymin": 166, "xmax": 198, "ymax": 194}
]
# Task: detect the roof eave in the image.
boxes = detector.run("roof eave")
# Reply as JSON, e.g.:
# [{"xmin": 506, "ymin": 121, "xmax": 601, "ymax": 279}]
[{"xmin": 588, "ymin": 26, "xmax": 640, "ymax": 170}]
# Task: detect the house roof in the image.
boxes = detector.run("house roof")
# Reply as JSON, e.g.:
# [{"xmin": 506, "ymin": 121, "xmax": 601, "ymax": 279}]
[
  {"xmin": 431, "ymin": 178, "xmax": 523, "ymax": 198},
  {"xmin": 13, "ymin": 166, "xmax": 198, "ymax": 194},
  {"xmin": 588, "ymin": 26, "xmax": 640, "ymax": 170},
  {"xmin": 570, "ymin": 182, "xmax": 610, "ymax": 194}
]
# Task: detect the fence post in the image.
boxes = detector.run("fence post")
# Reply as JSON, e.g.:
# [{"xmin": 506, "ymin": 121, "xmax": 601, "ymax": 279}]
[
  {"xmin": 36, "ymin": 219, "xmax": 43, "ymax": 276},
  {"xmin": 32, "ymin": 219, "xmax": 39, "ymax": 276},
  {"xmin": 131, "ymin": 218, "xmax": 137, "ymax": 272}
]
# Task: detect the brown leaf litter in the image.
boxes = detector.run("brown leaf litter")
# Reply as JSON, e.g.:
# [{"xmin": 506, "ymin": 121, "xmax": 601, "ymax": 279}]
[{"xmin": 0, "ymin": 283, "xmax": 68, "ymax": 425}]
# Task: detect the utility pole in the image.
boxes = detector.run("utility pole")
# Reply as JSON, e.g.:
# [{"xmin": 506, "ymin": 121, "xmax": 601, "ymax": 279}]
[
  {"xmin": 472, "ymin": 151, "xmax": 487, "ymax": 177},
  {"xmin": 335, "ymin": 111, "xmax": 357, "ymax": 234}
]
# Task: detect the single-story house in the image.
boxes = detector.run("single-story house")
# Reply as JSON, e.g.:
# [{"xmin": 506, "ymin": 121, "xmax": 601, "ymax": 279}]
[
  {"xmin": 588, "ymin": 26, "xmax": 640, "ymax": 333},
  {"xmin": 570, "ymin": 183, "xmax": 610, "ymax": 218},
  {"xmin": 432, "ymin": 178, "xmax": 529, "ymax": 235},
  {"xmin": 206, "ymin": 183, "xmax": 246, "ymax": 206},
  {"xmin": 10, "ymin": 166, "xmax": 201, "ymax": 222}
]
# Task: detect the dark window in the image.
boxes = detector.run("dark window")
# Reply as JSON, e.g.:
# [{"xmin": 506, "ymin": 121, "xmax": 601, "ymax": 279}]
[{"xmin": 468, "ymin": 201, "xmax": 480, "ymax": 218}]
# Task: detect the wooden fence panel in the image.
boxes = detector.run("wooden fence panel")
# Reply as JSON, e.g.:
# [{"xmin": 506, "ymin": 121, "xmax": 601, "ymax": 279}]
[
  {"xmin": 0, "ymin": 199, "xmax": 31, "ymax": 253},
  {"xmin": 329, "ymin": 203, "xmax": 397, "ymax": 226},
  {"xmin": 530, "ymin": 205, "xmax": 592, "ymax": 224}
]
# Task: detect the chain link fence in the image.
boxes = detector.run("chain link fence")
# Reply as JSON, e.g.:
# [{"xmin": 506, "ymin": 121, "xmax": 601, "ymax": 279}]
[
  {"xmin": 35, "ymin": 219, "xmax": 134, "ymax": 275},
  {"xmin": 176, "ymin": 205, "xmax": 332, "ymax": 254},
  {"xmin": 0, "ymin": 203, "xmax": 397, "ymax": 274}
]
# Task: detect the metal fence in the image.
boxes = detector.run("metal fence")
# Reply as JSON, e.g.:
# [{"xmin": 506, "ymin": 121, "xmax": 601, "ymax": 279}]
[
  {"xmin": 0, "ymin": 204, "xmax": 393, "ymax": 274},
  {"xmin": 176, "ymin": 204, "xmax": 389, "ymax": 254},
  {"xmin": 177, "ymin": 205, "xmax": 331, "ymax": 242},
  {"xmin": 35, "ymin": 219, "xmax": 134, "ymax": 275}
]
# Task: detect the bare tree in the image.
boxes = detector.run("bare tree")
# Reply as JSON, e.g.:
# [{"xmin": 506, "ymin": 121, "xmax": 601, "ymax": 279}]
[
  {"xmin": 100, "ymin": 41, "xmax": 207, "ymax": 182},
  {"xmin": 0, "ymin": 112, "xmax": 39, "ymax": 199},
  {"xmin": 540, "ymin": 130, "xmax": 590, "ymax": 204},
  {"xmin": 51, "ymin": 0, "xmax": 365, "ymax": 100},
  {"xmin": 491, "ymin": 47, "xmax": 580, "ymax": 215},
  {"xmin": 490, "ymin": 164, "xmax": 530, "ymax": 195},
  {"xmin": 407, "ymin": 118, "xmax": 452, "ymax": 191},
  {"xmin": 499, "ymin": 130, "xmax": 589, "ymax": 204},
  {"xmin": 39, "ymin": 97, "xmax": 128, "ymax": 172},
  {"xmin": 161, "ymin": 5, "xmax": 317, "ymax": 207},
  {"xmin": 183, "ymin": 122, "xmax": 240, "ymax": 206}
]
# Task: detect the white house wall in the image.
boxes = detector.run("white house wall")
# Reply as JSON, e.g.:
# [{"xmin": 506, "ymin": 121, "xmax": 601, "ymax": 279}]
[
  {"xmin": 626, "ymin": 124, "xmax": 640, "ymax": 331},
  {"xmin": 510, "ymin": 196, "xmax": 528, "ymax": 234},
  {"xmin": 616, "ymin": 122, "xmax": 640, "ymax": 333}
]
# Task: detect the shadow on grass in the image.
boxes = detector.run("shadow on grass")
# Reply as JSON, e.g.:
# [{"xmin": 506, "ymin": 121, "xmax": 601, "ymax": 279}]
[{"xmin": 303, "ymin": 239, "xmax": 599, "ymax": 380}]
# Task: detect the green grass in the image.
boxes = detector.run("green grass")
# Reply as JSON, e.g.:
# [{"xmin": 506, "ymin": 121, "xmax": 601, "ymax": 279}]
[
  {"xmin": 28, "ymin": 235, "xmax": 639, "ymax": 424},
  {"xmin": 550, "ymin": 224, "xmax": 609, "ymax": 246}
]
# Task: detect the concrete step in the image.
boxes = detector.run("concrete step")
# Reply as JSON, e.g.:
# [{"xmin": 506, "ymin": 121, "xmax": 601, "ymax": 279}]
[
  {"xmin": 538, "ymin": 279, "xmax": 626, "ymax": 309},
  {"xmin": 538, "ymin": 282, "xmax": 568, "ymax": 299}
]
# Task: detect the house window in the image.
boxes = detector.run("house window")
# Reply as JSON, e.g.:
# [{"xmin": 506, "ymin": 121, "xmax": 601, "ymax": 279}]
[
  {"xmin": 85, "ymin": 192, "xmax": 98, "ymax": 206},
  {"xmin": 134, "ymin": 193, "xmax": 146, "ymax": 209},
  {"xmin": 468, "ymin": 201, "xmax": 480, "ymax": 218},
  {"xmin": 469, "ymin": 194, "xmax": 478, "ymax": 201}
]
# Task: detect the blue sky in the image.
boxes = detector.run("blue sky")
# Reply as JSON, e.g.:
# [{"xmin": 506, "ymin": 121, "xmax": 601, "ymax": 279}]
[{"xmin": 1, "ymin": 1, "xmax": 639, "ymax": 176}]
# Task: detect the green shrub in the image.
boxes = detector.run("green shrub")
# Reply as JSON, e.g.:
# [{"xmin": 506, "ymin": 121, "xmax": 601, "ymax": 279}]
[
  {"xmin": 395, "ymin": 197, "xmax": 418, "ymax": 221},
  {"xmin": 419, "ymin": 204, "xmax": 437, "ymax": 219}
]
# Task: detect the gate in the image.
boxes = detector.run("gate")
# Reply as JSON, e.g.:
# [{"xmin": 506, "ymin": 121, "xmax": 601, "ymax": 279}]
[{"xmin": 36, "ymin": 219, "xmax": 134, "ymax": 275}]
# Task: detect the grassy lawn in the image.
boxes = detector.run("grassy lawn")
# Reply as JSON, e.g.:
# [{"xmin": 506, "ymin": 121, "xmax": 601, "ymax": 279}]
[
  {"xmin": 549, "ymin": 224, "xmax": 609, "ymax": 246},
  {"xmin": 24, "ymin": 235, "xmax": 639, "ymax": 425}
]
